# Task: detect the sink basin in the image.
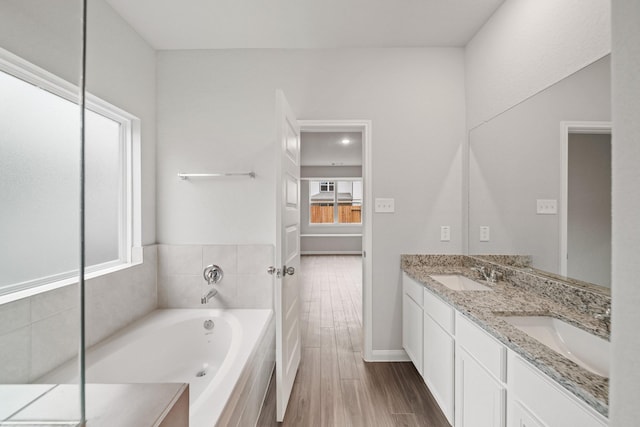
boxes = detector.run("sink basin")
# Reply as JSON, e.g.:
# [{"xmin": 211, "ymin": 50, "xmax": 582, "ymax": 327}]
[
  {"xmin": 500, "ymin": 316, "xmax": 609, "ymax": 377},
  {"xmin": 429, "ymin": 275, "xmax": 493, "ymax": 291}
]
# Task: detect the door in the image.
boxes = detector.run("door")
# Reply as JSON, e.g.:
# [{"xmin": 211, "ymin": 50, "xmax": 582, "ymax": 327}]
[
  {"xmin": 456, "ymin": 347, "xmax": 506, "ymax": 427},
  {"xmin": 274, "ymin": 90, "xmax": 301, "ymax": 421}
]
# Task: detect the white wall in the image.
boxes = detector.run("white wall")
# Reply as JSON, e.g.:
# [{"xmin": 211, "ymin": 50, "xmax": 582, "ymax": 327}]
[
  {"xmin": 610, "ymin": 0, "xmax": 640, "ymax": 424},
  {"xmin": 465, "ymin": 0, "xmax": 610, "ymax": 129},
  {"xmin": 156, "ymin": 48, "xmax": 466, "ymax": 351}
]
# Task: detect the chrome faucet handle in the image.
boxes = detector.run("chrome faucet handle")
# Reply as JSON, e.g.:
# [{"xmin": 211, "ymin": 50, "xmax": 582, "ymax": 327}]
[{"xmin": 203, "ymin": 264, "xmax": 223, "ymax": 285}]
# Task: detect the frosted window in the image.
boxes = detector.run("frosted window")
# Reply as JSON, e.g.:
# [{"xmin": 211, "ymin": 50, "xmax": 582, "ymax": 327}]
[
  {"xmin": 0, "ymin": 70, "xmax": 81, "ymax": 288},
  {"xmin": 0, "ymin": 68, "xmax": 126, "ymax": 294}
]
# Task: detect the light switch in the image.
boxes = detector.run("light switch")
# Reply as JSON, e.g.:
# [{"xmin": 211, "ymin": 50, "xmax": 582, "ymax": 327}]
[
  {"xmin": 536, "ymin": 199, "xmax": 558, "ymax": 215},
  {"xmin": 375, "ymin": 198, "xmax": 395, "ymax": 213},
  {"xmin": 480, "ymin": 226, "xmax": 490, "ymax": 242},
  {"xmin": 440, "ymin": 226, "xmax": 451, "ymax": 242}
]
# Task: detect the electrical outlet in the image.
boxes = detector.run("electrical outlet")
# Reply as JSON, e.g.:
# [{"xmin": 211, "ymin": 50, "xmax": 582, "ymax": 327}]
[
  {"xmin": 480, "ymin": 226, "xmax": 490, "ymax": 242},
  {"xmin": 536, "ymin": 199, "xmax": 558, "ymax": 215},
  {"xmin": 375, "ymin": 198, "xmax": 395, "ymax": 213},
  {"xmin": 440, "ymin": 226, "xmax": 451, "ymax": 242}
]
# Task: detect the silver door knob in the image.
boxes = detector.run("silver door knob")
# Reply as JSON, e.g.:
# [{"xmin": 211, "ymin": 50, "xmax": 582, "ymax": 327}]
[
  {"xmin": 284, "ymin": 266, "xmax": 295, "ymax": 276},
  {"xmin": 267, "ymin": 266, "xmax": 281, "ymax": 278}
]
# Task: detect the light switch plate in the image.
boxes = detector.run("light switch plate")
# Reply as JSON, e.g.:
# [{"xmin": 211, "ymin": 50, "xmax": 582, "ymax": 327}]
[
  {"xmin": 375, "ymin": 198, "xmax": 395, "ymax": 213},
  {"xmin": 480, "ymin": 226, "xmax": 490, "ymax": 242},
  {"xmin": 536, "ymin": 199, "xmax": 558, "ymax": 215},
  {"xmin": 440, "ymin": 226, "xmax": 451, "ymax": 242}
]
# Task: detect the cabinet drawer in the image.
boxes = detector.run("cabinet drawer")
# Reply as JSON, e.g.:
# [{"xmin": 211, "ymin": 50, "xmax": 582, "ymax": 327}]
[
  {"xmin": 508, "ymin": 351, "xmax": 607, "ymax": 427},
  {"xmin": 456, "ymin": 313, "xmax": 506, "ymax": 381},
  {"xmin": 423, "ymin": 288, "xmax": 454, "ymax": 334},
  {"xmin": 403, "ymin": 272, "xmax": 423, "ymax": 307}
]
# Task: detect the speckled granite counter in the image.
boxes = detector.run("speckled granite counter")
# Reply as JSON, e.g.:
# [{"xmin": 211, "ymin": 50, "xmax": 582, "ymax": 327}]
[{"xmin": 401, "ymin": 254, "xmax": 610, "ymax": 418}]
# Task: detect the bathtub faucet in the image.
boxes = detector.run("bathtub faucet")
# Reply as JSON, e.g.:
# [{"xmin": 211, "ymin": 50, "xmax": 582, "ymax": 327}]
[{"xmin": 201, "ymin": 288, "xmax": 218, "ymax": 304}]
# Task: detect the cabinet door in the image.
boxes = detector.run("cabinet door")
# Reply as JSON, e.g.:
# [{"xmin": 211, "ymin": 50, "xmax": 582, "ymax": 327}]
[
  {"xmin": 456, "ymin": 347, "xmax": 506, "ymax": 427},
  {"xmin": 510, "ymin": 401, "xmax": 546, "ymax": 427},
  {"xmin": 403, "ymin": 293, "xmax": 423, "ymax": 374},
  {"xmin": 423, "ymin": 313, "xmax": 454, "ymax": 424}
]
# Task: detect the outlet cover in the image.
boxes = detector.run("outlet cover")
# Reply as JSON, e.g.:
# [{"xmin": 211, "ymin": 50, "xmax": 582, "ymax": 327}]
[
  {"xmin": 480, "ymin": 226, "xmax": 490, "ymax": 242},
  {"xmin": 440, "ymin": 226, "xmax": 451, "ymax": 242},
  {"xmin": 375, "ymin": 198, "xmax": 395, "ymax": 213},
  {"xmin": 536, "ymin": 199, "xmax": 558, "ymax": 215}
]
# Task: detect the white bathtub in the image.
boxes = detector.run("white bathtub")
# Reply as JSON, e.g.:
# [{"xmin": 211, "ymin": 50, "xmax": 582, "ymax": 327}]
[{"xmin": 37, "ymin": 309, "xmax": 274, "ymax": 427}]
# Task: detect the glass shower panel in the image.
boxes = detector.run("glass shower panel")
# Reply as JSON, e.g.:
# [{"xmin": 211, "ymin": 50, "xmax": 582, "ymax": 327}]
[{"xmin": 0, "ymin": 0, "xmax": 85, "ymax": 425}]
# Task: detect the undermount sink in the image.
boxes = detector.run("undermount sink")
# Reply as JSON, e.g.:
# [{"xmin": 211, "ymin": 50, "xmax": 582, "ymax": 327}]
[
  {"xmin": 500, "ymin": 315, "xmax": 609, "ymax": 377},
  {"xmin": 429, "ymin": 274, "xmax": 493, "ymax": 291}
]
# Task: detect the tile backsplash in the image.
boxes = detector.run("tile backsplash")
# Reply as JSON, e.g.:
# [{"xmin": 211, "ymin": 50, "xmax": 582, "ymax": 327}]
[
  {"xmin": 0, "ymin": 243, "xmax": 274, "ymax": 383},
  {"xmin": 0, "ymin": 245, "xmax": 158, "ymax": 383},
  {"xmin": 157, "ymin": 244, "xmax": 274, "ymax": 309}
]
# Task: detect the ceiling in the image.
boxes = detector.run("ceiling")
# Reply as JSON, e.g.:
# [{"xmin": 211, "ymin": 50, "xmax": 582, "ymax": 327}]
[
  {"xmin": 301, "ymin": 132, "xmax": 362, "ymax": 166},
  {"xmin": 103, "ymin": 0, "xmax": 505, "ymax": 50}
]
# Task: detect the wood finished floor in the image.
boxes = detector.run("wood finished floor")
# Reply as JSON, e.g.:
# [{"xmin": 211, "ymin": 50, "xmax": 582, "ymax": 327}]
[{"xmin": 257, "ymin": 255, "xmax": 451, "ymax": 427}]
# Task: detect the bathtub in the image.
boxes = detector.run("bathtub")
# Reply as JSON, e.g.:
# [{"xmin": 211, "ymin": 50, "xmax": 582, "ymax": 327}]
[{"xmin": 37, "ymin": 309, "xmax": 275, "ymax": 427}]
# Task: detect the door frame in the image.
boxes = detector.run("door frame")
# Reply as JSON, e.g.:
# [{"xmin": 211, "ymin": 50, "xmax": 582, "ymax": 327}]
[
  {"xmin": 559, "ymin": 121, "xmax": 612, "ymax": 276},
  {"xmin": 297, "ymin": 119, "xmax": 374, "ymax": 361}
]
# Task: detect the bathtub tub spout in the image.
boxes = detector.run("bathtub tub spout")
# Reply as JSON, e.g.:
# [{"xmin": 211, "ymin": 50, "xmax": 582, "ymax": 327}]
[{"xmin": 201, "ymin": 288, "xmax": 218, "ymax": 304}]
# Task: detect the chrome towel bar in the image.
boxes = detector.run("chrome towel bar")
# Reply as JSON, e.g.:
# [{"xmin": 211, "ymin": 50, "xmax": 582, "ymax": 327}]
[{"xmin": 178, "ymin": 171, "xmax": 256, "ymax": 180}]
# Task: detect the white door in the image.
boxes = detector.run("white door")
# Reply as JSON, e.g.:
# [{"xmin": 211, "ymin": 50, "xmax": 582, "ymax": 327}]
[{"xmin": 273, "ymin": 90, "xmax": 301, "ymax": 422}]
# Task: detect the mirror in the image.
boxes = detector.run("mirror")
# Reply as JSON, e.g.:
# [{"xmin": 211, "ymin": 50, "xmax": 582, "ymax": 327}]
[{"xmin": 468, "ymin": 55, "xmax": 611, "ymax": 291}]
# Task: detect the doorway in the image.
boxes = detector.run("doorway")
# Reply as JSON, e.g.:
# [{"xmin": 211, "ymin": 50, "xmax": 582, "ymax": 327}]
[
  {"xmin": 560, "ymin": 121, "xmax": 612, "ymax": 287},
  {"xmin": 298, "ymin": 120, "xmax": 373, "ymax": 360}
]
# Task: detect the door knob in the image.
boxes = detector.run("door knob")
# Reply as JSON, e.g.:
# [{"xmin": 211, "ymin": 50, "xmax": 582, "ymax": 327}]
[
  {"xmin": 284, "ymin": 266, "xmax": 295, "ymax": 276},
  {"xmin": 267, "ymin": 266, "xmax": 281, "ymax": 278}
]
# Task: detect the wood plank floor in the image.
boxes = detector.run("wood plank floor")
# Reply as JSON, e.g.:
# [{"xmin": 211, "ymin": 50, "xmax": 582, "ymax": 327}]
[{"xmin": 257, "ymin": 255, "xmax": 451, "ymax": 427}]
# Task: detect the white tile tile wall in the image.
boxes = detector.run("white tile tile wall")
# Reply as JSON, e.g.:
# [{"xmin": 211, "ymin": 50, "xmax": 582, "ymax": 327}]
[
  {"xmin": 0, "ymin": 243, "xmax": 273, "ymax": 383},
  {"xmin": 0, "ymin": 245, "xmax": 159, "ymax": 382},
  {"xmin": 157, "ymin": 244, "xmax": 274, "ymax": 309}
]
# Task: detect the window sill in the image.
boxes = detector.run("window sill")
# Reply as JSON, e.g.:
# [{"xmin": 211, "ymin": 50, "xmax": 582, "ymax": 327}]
[{"xmin": 0, "ymin": 256, "xmax": 144, "ymax": 305}]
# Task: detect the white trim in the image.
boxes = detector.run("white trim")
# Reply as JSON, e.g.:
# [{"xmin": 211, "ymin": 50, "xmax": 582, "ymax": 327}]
[
  {"xmin": 369, "ymin": 349, "xmax": 411, "ymax": 362},
  {"xmin": 298, "ymin": 119, "xmax": 374, "ymax": 362},
  {"xmin": 301, "ymin": 177, "xmax": 362, "ymax": 181},
  {"xmin": 559, "ymin": 121, "xmax": 612, "ymax": 276},
  {"xmin": 301, "ymin": 234, "xmax": 362, "ymax": 237},
  {"xmin": 0, "ymin": 46, "xmax": 142, "ymax": 300},
  {"xmin": 301, "ymin": 251, "xmax": 363, "ymax": 255}
]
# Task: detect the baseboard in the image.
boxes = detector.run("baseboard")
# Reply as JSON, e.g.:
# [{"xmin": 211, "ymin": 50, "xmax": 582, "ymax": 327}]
[
  {"xmin": 365, "ymin": 349, "xmax": 410, "ymax": 362},
  {"xmin": 300, "ymin": 251, "xmax": 362, "ymax": 255}
]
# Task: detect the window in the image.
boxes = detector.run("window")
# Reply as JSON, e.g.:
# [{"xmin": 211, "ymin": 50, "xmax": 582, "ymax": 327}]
[
  {"xmin": 309, "ymin": 179, "xmax": 362, "ymax": 224},
  {"xmin": 0, "ymin": 50, "xmax": 141, "ymax": 299}
]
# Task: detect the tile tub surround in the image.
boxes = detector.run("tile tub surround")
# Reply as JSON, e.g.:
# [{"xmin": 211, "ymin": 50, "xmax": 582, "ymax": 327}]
[
  {"xmin": 157, "ymin": 244, "xmax": 274, "ymax": 309},
  {"xmin": 0, "ymin": 246, "xmax": 158, "ymax": 383},
  {"xmin": 401, "ymin": 254, "xmax": 611, "ymax": 418}
]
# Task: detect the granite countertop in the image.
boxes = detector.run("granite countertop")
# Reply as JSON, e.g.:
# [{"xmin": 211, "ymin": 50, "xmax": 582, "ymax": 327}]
[{"xmin": 401, "ymin": 255, "xmax": 609, "ymax": 418}]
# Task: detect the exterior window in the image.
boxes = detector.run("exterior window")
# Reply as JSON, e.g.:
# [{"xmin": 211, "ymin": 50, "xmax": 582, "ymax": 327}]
[
  {"xmin": 309, "ymin": 179, "xmax": 362, "ymax": 224},
  {"xmin": 0, "ymin": 51, "xmax": 141, "ymax": 299}
]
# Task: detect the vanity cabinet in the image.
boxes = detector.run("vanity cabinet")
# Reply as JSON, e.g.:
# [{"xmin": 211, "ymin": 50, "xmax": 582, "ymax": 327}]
[
  {"xmin": 423, "ymin": 288, "xmax": 455, "ymax": 424},
  {"xmin": 455, "ymin": 313, "xmax": 507, "ymax": 427},
  {"xmin": 401, "ymin": 272, "xmax": 607, "ymax": 427},
  {"xmin": 402, "ymin": 273, "xmax": 424, "ymax": 375},
  {"xmin": 507, "ymin": 351, "xmax": 607, "ymax": 427}
]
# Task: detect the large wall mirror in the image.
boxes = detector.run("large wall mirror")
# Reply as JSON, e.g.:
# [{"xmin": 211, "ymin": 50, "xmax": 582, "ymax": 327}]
[{"xmin": 468, "ymin": 55, "xmax": 611, "ymax": 291}]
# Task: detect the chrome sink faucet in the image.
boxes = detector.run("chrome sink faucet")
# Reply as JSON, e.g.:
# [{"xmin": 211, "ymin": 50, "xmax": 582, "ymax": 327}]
[{"xmin": 471, "ymin": 265, "xmax": 501, "ymax": 283}]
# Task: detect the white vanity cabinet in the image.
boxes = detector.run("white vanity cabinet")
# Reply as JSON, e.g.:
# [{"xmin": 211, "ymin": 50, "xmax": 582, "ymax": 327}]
[
  {"xmin": 455, "ymin": 313, "xmax": 507, "ymax": 427},
  {"xmin": 423, "ymin": 288, "xmax": 455, "ymax": 424},
  {"xmin": 402, "ymin": 273, "xmax": 424, "ymax": 375},
  {"xmin": 507, "ymin": 351, "xmax": 607, "ymax": 427}
]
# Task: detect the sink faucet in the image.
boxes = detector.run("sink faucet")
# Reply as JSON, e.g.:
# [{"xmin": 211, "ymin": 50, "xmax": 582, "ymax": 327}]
[
  {"xmin": 201, "ymin": 288, "xmax": 218, "ymax": 304},
  {"xmin": 471, "ymin": 265, "xmax": 501, "ymax": 283},
  {"xmin": 594, "ymin": 307, "xmax": 611, "ymax": 332}
]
